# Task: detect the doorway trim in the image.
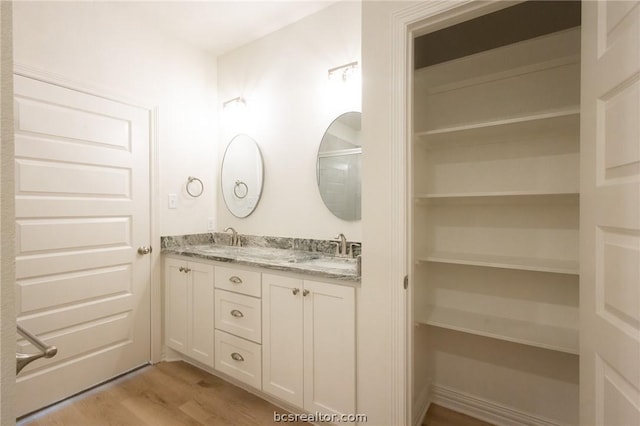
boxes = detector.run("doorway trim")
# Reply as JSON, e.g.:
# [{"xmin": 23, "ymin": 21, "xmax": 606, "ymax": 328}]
[
  {"xmin": 13, "ymin": 63, "xmax": 162, "ymax": 364},
  {"xmin": 387, "ymin": 1, "xmax": 521, "ymax": 424}
]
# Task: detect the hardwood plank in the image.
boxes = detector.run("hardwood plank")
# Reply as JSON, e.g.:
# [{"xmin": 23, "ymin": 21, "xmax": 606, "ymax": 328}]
[
  {"xmin": 424, "ymin": 404, "xmax": 495, "ymax": 426},
  {"xmin": 155, "ymin": 359, "xmax": 209, "ymax": 385},
  {"xmin": 73, "ymin": 390, "xmax": 147, "ymax": 426},
  {"xmin": 23, "ymin": 404, "xmax": 90, "ymax": 426},
  {"xmin": 120, "ymin": 395, "xmax": 202, "ymax": 426}
]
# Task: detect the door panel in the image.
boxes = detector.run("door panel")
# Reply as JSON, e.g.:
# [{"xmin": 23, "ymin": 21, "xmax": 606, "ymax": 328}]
[
  {"xmin": 262, "ymin": 273, "xmax": 304, "ymax": 407},
  {"xmin": 15, "ymin": 158, "xmax": 131, "ymax": 197},
  {"xmin": 188, "ymin": 261, "xmax": 214, "ymax": 366},
  {"xmin": 581, "ymin": 2, "xmax": 640, "ymax": 425},
  {"xmin": 18, "ymin": 265, "xmax": 132, "ymax": 312},
  {"xmin": 14, "ymin": 75, "xmax": 151, "ymax": 416},
  {"xmin": 303, "ymin": 280, "xmax": 355, "ymax": 417},
  {"xmin": 165, "ymin": 258, "xmax": 188, "ymax": 353}
]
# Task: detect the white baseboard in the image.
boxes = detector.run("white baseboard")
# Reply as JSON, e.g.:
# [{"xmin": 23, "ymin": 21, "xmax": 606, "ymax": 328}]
[
  {"xmin": 413, "ymin": 381, "xmax": 431, "ymax": 426},
  {"xmin": 431, "ymin": 384, "xmax": 566, "ymax": 426}
]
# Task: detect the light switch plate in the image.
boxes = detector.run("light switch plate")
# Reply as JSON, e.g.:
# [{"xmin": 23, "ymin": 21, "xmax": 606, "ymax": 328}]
[
  {"xmin": 168, "ymin": 194, "xmax": 177, "ymax": 209},
  {"xmin": 207, "ymin": 217, "xmax": 215, "ymax": 231}
]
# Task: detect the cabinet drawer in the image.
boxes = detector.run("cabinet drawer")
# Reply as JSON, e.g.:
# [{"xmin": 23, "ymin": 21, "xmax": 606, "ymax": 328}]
[
  {"xmin": 215, "ymin": 265, "xmax": 261, "ymax": 297},
  {"xmin": 215, "ymin": 330, "xmax": 261, "ymax": 390},
  {"xmin": 215, "ymin": 289, "xmax": 261, "ymax": 343}
]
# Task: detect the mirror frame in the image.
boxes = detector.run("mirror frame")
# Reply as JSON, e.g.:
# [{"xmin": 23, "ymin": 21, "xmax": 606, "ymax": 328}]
[
  {"xmin": 221, "ymin": 134, "xmax": 265, "ymax": 218},
  {"xmin": 316, "ymin": 111, "xmax": 362, "ymax": 221}
]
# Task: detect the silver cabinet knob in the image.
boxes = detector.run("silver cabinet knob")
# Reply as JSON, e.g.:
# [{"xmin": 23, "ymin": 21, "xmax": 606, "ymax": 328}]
[
  {"xmin": 137, "ymin": 246, "xmax": 152, "ymax": 255},
  {"xmin": 292, "ymin": 288, "xmax": 300, "ymax": 295},
  {"xmin": 230, "ymin": 309, "xmax": 244, "ymax": 318},
  {"xmin": 303, "ymin": 289, "xmax": 310, "ymax": 297},
  {"xmin": 231, "ymin": 352, "xmax": 244, "ymax": 362}
]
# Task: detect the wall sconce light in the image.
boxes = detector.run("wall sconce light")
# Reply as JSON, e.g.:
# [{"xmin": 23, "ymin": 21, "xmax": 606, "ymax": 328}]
[
  {"xmin": 328, "ymin": 61, "xmax": 359, "ymax": 83},
  {"xmin": 222, "ymin": 96, "xmax": 246, "ymax": 111}
]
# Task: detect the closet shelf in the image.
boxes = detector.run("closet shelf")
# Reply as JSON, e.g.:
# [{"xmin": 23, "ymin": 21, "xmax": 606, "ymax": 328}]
[
  {"xmin": 415, "ymin": 305, "xmax": 579, "ymax": 355},
  {"xmin": 418, "ymin": 251, "xmax": 579, "ymax": 275},
  {"xmin": 415, "ymin": 191, "xmax": 579, "ymax": 200},
  {"xmin": 414, "ymin": 108, "xmax": 579, "ymax": 139}
]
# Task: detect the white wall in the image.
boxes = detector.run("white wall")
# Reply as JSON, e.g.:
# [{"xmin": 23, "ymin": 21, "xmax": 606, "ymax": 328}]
[
  {"xmin": 0, "ymin": 2, "xmax": 16, "ymax": 423},
  {"xmin": 12, "ymin": 1, "xmax": 218, "ymax": 238},
  {"xmin": 216, "ymin": 1, "xmax": 362, "ymax": 241}
]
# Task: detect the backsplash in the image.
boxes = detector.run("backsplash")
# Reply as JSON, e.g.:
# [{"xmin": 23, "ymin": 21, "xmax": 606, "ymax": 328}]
[
  {"xmin": 160, "ymin": 233, "xmax": 215, "ymax": 249},
  {"xmin": 160, "ymin": 232, "xmax": 361, "ymax": 257}
]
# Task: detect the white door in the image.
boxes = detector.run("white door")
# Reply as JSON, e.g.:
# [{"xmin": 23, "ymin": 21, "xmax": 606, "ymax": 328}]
[
  {"xmin": 580, "ymin": 2, "xmax": 640, "ymax": 425},
  {"xmin": 262, "ymin": 273, "xmax": 304, "ymax": 408},
  {"xmin": 303, "ymin": 280, "xmax": 355, "ymax": 417},
  {"xmin": 14, "ymin": 75, "xmax": 151, "ymax": 416}
]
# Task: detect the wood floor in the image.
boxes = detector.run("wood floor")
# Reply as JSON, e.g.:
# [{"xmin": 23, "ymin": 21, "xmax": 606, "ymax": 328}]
[
  {"xmin": 18, "ymin": 361, "xmax": 306, "ymax": 426},
  {"xmin": 18, "ymin": 360, "xmax": 492, "ymax": 426},
  {"xmin": 423, "ymin": 404, "xmax": 494, "ymax": 426}
]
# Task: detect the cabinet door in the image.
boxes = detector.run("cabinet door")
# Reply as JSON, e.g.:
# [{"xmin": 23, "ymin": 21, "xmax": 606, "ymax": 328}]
[
  {"xmin": 303, "ymin": 280, "xmax": 356, "ymax": 417},
  {"xmin": 165, "ymin": 258, "xmax": 188, "ymax": 353},
  {"xmin": 188, "ymin": 261, "xmax": 214, "ymax": 367},
  {"xmin": 262, "ymin": 273, "xmax": 304, "ymax": 407}
]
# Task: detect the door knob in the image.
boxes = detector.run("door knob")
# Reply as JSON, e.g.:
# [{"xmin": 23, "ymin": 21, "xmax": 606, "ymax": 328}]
[{"xmin": 137, "ymin": 246, "xmax": 152, "ymax": 255}]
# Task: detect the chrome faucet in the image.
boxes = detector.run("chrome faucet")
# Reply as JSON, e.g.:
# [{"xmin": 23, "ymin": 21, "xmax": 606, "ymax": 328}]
[
  {"xmin": 348, "ymin": 242, "xmax": 361, "ymax": 259},
  {"xmin": 224, "ymin": 227, "xmax": 239, "ymax": 247},
  {"xmin": 334, "ymin": 233, "xmax": 348, "ymax": 257}
]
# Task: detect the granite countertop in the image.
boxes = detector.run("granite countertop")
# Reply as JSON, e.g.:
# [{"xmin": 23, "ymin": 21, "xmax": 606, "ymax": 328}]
[{"xmin": 161, "ymin": 234, "xmax": 361, "ymax": 283}]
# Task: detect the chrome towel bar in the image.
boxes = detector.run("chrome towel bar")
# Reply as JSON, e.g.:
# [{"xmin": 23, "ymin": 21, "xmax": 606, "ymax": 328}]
[{"xmin": 16, "ymin": 325, "xmax": 58, "ymax": 374}]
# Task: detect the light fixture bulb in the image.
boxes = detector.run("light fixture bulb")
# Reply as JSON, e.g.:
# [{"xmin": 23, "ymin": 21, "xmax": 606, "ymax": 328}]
[
  {"xmin": 222, "ymin": 96, "xmax": 246, "ymax": 111},
  {"xmin": 328, "ymin": 61, "xmax": 359, "ymax": 83}
]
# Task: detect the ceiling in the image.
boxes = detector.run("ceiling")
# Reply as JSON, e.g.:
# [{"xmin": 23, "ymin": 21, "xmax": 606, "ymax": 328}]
[{"xmin": 111, "ymin": 1, "xmax": 338, "ymax": 56}]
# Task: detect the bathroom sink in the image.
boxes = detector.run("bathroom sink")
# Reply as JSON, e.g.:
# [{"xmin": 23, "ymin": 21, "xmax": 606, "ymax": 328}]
[
  {"xmin": 294, "ymin": 256, "xmax": 358, "ymax": 273},
  {"xmin": 193, "ymin": 245, "xmax": 319, "ymax": 264}
]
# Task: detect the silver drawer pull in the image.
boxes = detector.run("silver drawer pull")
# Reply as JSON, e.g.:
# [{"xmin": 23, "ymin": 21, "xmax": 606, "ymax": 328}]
[
  {"xmin": 230, "ymin": 309, "xmax": 244, "ymax": 318},
  {"xmin": 231, "ymin": 352, "xmax": 244, "ymax": 362},
  {"xmin": 229, "ymin": 276, "xmax": 242, "ymax": 284}
]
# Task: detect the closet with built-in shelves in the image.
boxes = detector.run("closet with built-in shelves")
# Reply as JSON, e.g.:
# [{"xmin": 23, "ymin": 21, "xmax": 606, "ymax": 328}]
[{"xmin": 412, "ymin": 2, "xmax": 581, "ymax": 425}]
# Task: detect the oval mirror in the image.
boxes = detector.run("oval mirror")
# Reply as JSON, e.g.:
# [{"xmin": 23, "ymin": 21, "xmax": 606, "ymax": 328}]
[
  {"xmin": 316, "ymin": 111, "xmax": 362, "ymax": 221},
  {"xmin": 221, "ymin": 134, "xmax": 264, "ymax": 218}
]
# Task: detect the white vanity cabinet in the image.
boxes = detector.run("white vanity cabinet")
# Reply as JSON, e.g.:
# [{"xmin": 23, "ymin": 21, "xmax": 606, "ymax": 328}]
[
  {"xmin": 262, "ymin": 273, "xmax": 356, "ymax": 417},
  {"xmin": 163, "ymin": 252, "xmax": 358, "ymax": 415},
  {"xmin": 164, "ymin": 257, "xmax": 214, "ymax": 367}
]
